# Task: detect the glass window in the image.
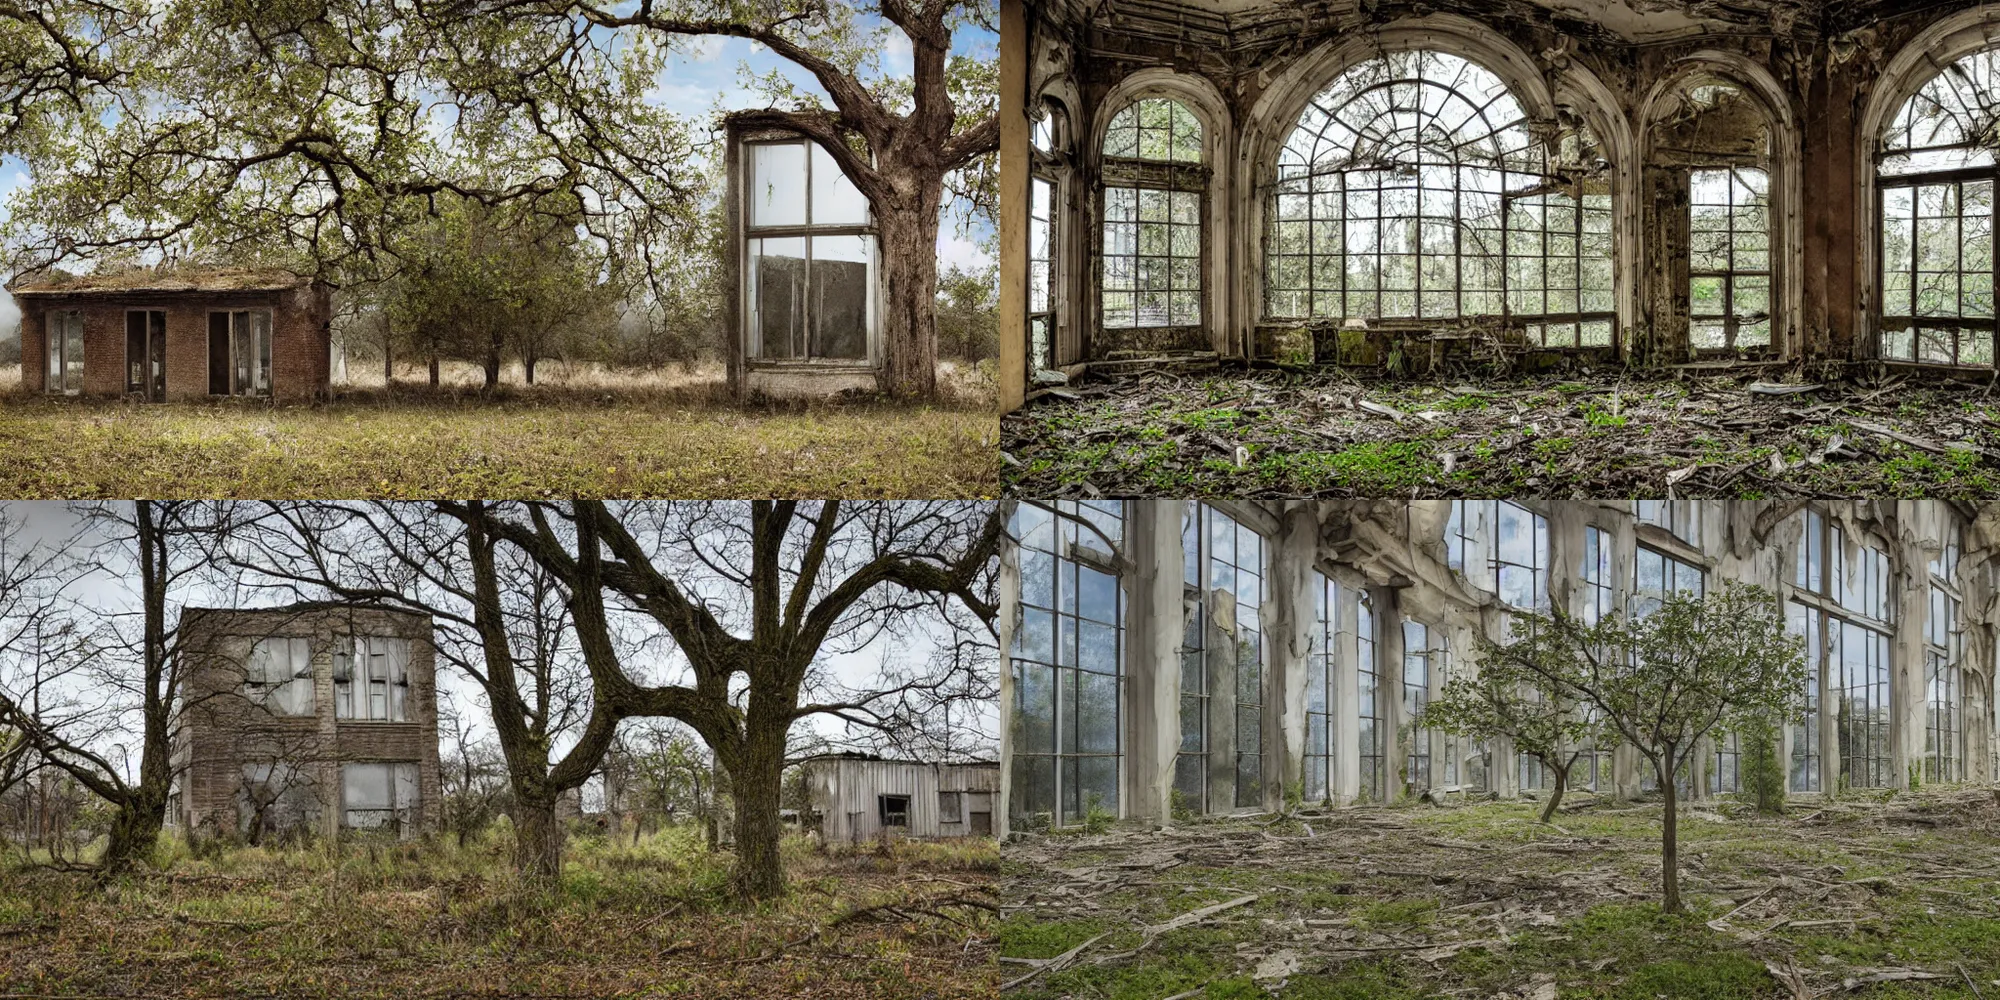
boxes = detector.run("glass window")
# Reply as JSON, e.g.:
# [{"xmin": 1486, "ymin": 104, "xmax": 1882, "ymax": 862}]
[
  {"xmin": 1403, "ymin": 620, "xmax": 1432, "ymax": 792},
  {"xmin": 1632, "ymin": 546, "xmax": 1703, "ymax": 617},
  {"xmin": 1877, "ymin": 44, "xmax": 1998, "ymax": 367},
  {"xmin": 741, "ymin": 136, "xmax": 876, "ymax": 362},
  {"xmin": 1583, "ymin": 525, "xmax": 1614, "ymax": 624},
  {"xmin": 1011, "ymin": 501, "xmax": 1124, "ymax": 827},
  {"xmin": 1177, "ymin": 503, "xmax": 1263, "ymax": 812},
  {"xmin": 1447, "ymin": 500, "xmax": 1548, "ymax": 609},
  {"xmin": 1265, "ymin": 51, "xmax": 1613, "ymax": 346},
  {"xmin": 246, "ymin": 637, "xmax": 314, "ymax": 716},
  {"xmin": 335, "ymin": 636, "xmax": 408, "ymax": 722},
  {"xmin": 1102, "ymin": 98, "xmax": 1204, "ymax": 331},
  {"xmin": 342, "ymin": 761, "xmax": 420, "ymax": 833},
  {"xmin": 1030, "ymin": 176, "xmax": 1056, "ymax": 371},
  {"xmin": 1785, "ymin": 601, "xmax": 1821, "ymax": 793},
  {"xmin": 1357, "ymin": 591, "xmax": 1382, "ymax": 802},
  {"xmin": 46, "ymin": 309, "xmax": 84, "ymax": 394},
  {"xmin": 1689, "ymin": 168, "xmax": 1772, "ymax": 350}
]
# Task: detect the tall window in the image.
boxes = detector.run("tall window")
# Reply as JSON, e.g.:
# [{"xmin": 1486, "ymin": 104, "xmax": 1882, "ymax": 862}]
[
  {"xmin": 1446, "ymin": 500, "xmax": 1548, "ymax": 609},
  {"xmin": 245, "ymin": 637, "xmax": 314, "ymax": 717},
  {"xmin": 1357, "ymin": 591, "xmax": 1383, "ymax": 802},
  {"xmin": 1794, "ymin": 510, "xmax": 1895, "ymax": 788},
  {"xmin": 1306, "ymin": 573, "xmax": 1336, "ymax": 803},
  {"xmin": 207, "ymin": 310, "xmax": 272, "ymax": 397},
  {"xmin": 1029, "ymin": 103, "xmax": 1064, "ymax": 372},
  {"xmin": 335, "ymin": 636, "xmax": 409, "ymax": 722},
  {"xmin": 742, "ymin": 135, "xmax": 875, "ymax": 362},
  {"xmin": 1266, "ymin": 50, "xmax": 1614, "ymax": 347},
  {"xmin": 1689, "ymin": 168, "xmax": 1772, "ymax": 350},
  {"xmin": 1582, "ymin": 525, "xmax": 1614, "ymax": 624},
  {"xmin": 1102, "ymin": 98, "xmax": 1204, "ymax": 331},
  {"xmin": 1877, "ymin": 43, "xmax": 1997, "ymax": 366},
  {"xmin": 1710, "ymin": 730, "xmax": 1741, "ymax": 794},
  {"xmin": 1785, "ymin": 601, "xmax": 1822, "ymax": 793},
  {"xmin": 1402, "ymin": 620, "xmax": 1431, "ymax": 792},
  {"xmin": 1011, "ymin": 501, "xmax": 1123, "ymax": 827},
  {"xmin": 1925, "ymin": 567, "xmax": 1963, "ymax": 783},
  {"xmin": 46, "ymin": 309, "xmax": 83, "ymax": 395},
  {"xmin": 1179, "ymin": 504, "xmax": 1264, "ymax": 812}
]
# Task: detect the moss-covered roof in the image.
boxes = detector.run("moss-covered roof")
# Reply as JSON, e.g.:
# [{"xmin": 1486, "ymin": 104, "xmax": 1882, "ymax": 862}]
[{"xmin": 6, "ymin": 265, "xmax": 313, "ymax": 296}]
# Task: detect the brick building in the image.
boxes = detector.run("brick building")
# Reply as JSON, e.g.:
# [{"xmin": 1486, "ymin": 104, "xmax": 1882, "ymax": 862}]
[
  {"xmin": 171, "ymin": 603, "xmax": 441, "ymax": 841},
  {"xmin": 7, "ymin": 265, "xmax": 334, "ymax": 403}
]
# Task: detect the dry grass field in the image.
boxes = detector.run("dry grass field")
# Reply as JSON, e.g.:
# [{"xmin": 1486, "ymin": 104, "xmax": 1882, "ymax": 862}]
[
  {"xmin": 0, "ymin": 827, "xmax": 997, "ymax": 999},
  {"xmin": 0, "ymin": 362, "xmax": 998, "ymax": 497}
]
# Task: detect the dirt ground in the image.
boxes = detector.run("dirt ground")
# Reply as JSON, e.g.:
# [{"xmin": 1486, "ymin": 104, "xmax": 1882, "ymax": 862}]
[
  {"xmin": 0, "ymin": 830, "xmax": 997, "ymax": 999},
  {"xmin": 1000, "ymin": 788, "xmax": 2000, "ymax": 999},
  {"xmin": 1000, "ymin": 364, "xmax": 2000, "ymax": 497}
]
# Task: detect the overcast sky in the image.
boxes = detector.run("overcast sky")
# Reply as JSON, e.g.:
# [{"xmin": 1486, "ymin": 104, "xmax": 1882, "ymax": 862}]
[
  {"xmin": 0, "ymin": 19, "xmax": 997, "ymax": 345},
  {"xmin": 1, "ymin": 502, "xmax": 998, "ymax": 773}
]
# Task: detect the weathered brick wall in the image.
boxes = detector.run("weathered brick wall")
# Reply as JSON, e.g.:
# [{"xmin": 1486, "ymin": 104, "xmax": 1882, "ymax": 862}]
[
  {"xmin": 177, "ymin": 604, "xmax": 441, "ymax": 839},
  {"xmin": 15, "ymin": 285, "xmax": 332, "ymax": 402}
]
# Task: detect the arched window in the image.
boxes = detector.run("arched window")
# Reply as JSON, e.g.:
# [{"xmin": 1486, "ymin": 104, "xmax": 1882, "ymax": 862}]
[
  {"xmin": 1653, "ymin": 80, "xmax": 1774, "ymax": 354},
  {"xmin": 1266, "ymin": 51, "xmax": 1614, "ymax": 348},
  {"xmin": 1877, "ymin": 45, "xmax": 1997, "ymax": 366},
  {"xmin": 1101, "ymin": 97, "xmax": 1205, "ymax": 330},
  {"xmin": 1029, "ymin": 100, "xmax": 1066, "ymax": 372}
]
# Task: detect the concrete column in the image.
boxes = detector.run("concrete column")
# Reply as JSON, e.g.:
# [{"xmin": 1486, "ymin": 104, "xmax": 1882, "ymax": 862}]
[
  {"xmin": 996, "ymin": 519, "xmax": 1020, "ymax": 839},
  {"xmin": 1330, "ymin": 581, "xmax": 1361, "ymax": 805},
  {"xmin": 1266, "ymin": 505, "xmax": 1316, "ymax": 812},
  {"xmin": 1819, "ymin": 618, "xmax": 1840, "ymax": 796},
  {"xmin": 996, "ymin": 0, "xmax": 1027, "ymax": 412},
  {"xmin": 1376, "ymin": 586, "xmax": 1407, "ymax": 802},
  {"xmin": 1124, "ymin": 499, "xmax": 1185, "ymax": 827},
  {"xmin": 1892, "ymin": 523, "xmax": 1925, "ymax": 791}
]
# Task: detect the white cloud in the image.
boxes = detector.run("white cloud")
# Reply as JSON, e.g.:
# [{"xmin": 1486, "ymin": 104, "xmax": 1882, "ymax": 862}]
[
  {"xmin": 881, "ymin": 32, "xmax": 913, "ymax": 76},
  {"xmin": 935, "ymin": 232, "xmax": 990, "ymax": 273}
]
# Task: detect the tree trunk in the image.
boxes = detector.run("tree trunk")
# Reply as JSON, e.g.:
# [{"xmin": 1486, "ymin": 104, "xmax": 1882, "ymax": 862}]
[
  {"xmin": 428, "ymin": 355, "xmax": 440, "ymax": 387},
  {"xmin": 1659, "ymin": 747, "xmax": 1681, "ymax": 914},
  {"xmin": 875, "ymin": 188, "xmax": 943, "ymax": 399},
  {"xmin": 524, "ymin": 355, "xmax": 537, "ymax": 385},
  {"xmin": 99, "ymin": 797, "xmax": 163, "ymax": 875},
  {"xmin": 1540, "ymin": 760, "xmax": 1569, "ymax": 824},
  {"xmin": 729, "ymin": 736, "xmax": 787, "ymax": 899},
  {"xmin": 484, "ymin": 333, "xmax": 502, "ymax": 389},
  {"xmin": 513, "ymin": 793, "xmax": 563, "ymax": 885},
  {"xmin": 383, "ymin": 337, "xmax": 394, "ymax": 386}
]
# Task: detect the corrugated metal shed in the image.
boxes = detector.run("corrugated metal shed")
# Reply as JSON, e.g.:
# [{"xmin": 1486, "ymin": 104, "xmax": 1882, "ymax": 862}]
[{"xmin": 803, "ymin": 756, "xmax": 999, "ymax": 843}]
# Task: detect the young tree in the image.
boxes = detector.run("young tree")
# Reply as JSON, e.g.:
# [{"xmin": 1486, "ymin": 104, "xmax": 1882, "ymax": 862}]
[
  {"xmin": 1421, "ymin": 653, "xmax": 1614, "ymax": 823},
  {"xmin": 1483, "ymin": 584, "xmax": 1806, "ymax": 913},
  {"xmin": 501, "ymin": 0, "xmax": 1000, "ymax": 397}
]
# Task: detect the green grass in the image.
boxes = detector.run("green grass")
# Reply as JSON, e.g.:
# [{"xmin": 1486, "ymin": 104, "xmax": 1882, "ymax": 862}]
[{"xmin": 0, "ymin": 393, "xmax": 996, "ymax": 497}]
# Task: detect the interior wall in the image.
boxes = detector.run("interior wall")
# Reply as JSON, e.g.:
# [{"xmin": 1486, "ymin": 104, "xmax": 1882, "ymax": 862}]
[{"xmin": 1008, "ymin": 0, "xmax": 2000, "ymax": 384}]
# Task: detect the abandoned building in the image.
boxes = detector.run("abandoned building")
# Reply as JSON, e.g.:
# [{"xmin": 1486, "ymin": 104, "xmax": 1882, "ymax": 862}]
[
  {"xmin": 802, "ymin": 754, "xmax": 1000, "ymax": 842},
  {"xmin": 998, "ymin": 500, "xmax": 2000, "ymax": 834},
  {"xmin": 7, "ymin": 266, "xmax": 335, "ymax": 403},
  {"xmin": 994, "ymin": 0, "xmax": 2000, "ymax": 409},
  {"xmin": 725, "ymin": 115, "xmax": 883, "ymax": 400},
  {"xmin": 170, "ymin": 603, "xmax": 442, "ymax": 841}
]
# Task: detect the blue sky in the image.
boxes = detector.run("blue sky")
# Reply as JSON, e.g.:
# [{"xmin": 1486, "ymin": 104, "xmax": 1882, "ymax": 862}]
[{"xmin": 0, "ymin": 16, "xmax": 997, "ymax": 342}]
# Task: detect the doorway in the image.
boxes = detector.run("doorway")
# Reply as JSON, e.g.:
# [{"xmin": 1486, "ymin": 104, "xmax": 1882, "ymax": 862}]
[{"xmin": 125, "ymin": 310, "xmax": 166, "ymax": 401}]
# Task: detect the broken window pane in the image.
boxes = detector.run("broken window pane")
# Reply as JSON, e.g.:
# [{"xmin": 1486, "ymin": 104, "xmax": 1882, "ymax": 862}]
[
  {"xmin": 238, "ymin": 762, "xmax": 319, "ymax": 839},
  {"xmin": 246, "ymin": 636, "xmax": 314, "ymax": 716},
  {"xmin": 342, "ymin": 761, "xmax": 419, "ymax": 833},
  {"xmin": 750, "ymin": 236, "xmax": 808, "ymax": 359}
]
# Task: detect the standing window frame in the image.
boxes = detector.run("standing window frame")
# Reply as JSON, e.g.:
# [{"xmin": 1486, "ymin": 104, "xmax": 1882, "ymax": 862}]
[
  {"xmin": 735, "ymin": 129, "xmax": 879, "ymax": 367},
  {"xmin": 1029, "ymin": 101, "xmax": 1067, "ymax": 374}
]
